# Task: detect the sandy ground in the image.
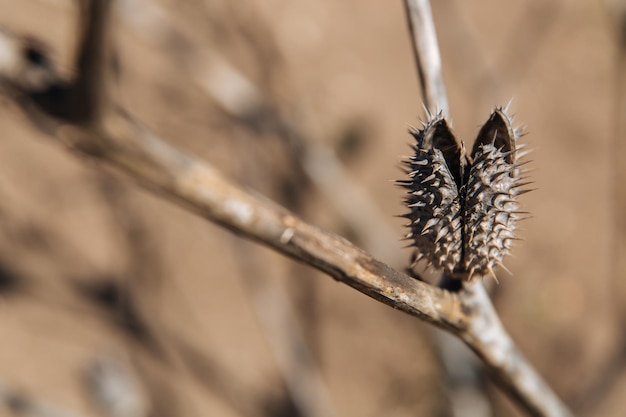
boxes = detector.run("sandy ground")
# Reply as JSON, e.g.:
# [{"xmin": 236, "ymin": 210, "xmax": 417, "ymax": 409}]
[{"xmin": 0, "ymin": 0, "xmax": 623, "ymax": 416}]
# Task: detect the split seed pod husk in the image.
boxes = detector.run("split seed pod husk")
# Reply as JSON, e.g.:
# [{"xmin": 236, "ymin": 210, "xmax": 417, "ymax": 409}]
[{"xmin": 398, "ymin": 106, "xmax": 530, "ymax": 281}]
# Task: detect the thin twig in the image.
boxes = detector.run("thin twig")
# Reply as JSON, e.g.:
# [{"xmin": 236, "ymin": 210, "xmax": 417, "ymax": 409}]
[
  {"xmin": 402, "ymin": 1, "xmax": 573, "ymax": 416},
  {"xmin": 404, "ymin": 0, "xmax": 449, "ymax": 116}
]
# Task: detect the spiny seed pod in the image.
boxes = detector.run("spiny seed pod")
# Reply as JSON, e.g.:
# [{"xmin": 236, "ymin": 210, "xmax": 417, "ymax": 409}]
[
  {"xmin": 398, "ymin": 105, "xmax": 531, "ymax": 281},
  {"xmin": 397, "ymin": 114, "xmax": 464, "ymax": 275}
]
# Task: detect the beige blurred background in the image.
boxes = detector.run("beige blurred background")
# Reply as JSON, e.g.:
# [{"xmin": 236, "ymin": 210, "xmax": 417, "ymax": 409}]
[{"xmin": 0, "ymin": 0, "xmax": 622, "ymax": 416}]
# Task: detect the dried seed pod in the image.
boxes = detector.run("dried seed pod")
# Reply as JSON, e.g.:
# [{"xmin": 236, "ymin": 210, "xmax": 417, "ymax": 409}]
[
  {"xmin": 464, "ymin": 109, "xmax": 525, "ymax": 280},
  {"xmin": 398, "ymin": 106, "xmax": 530, "ymax": 281},
  {"xmin": 398, "ymin": 112, "xmax": 464, "ymax": 275}
]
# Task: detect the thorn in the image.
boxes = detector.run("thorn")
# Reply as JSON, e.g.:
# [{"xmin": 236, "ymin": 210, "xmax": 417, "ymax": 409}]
[
  {"xmin": 422, "ymin": 104, "xmax": 432, "ymax": 120},
  {"xmin": 513, "ymin": 188, "xmax": 537, "ymax": 196},
  {"xmin": 421, "ymin": 218, "xmax": 439, "ymax": 234},
  {"xmin": 435, "ymin": 226, "xmax": 449, "ymax": 243},
  {"xmin": 501, "ymin": 199, "xmax": 519, "ymax": 205},
  {"xmin": 513, "ymin": 160, "xmax": 533, "ymax": 168},
  {"xmin": 467, "ymin": 266, "xmax": 477, "ymax": 281},
  {"xmin": 421, "ymin": 174, "xmax": 436, "ymax": 184},
  {"xmin": 486, "ymin": 265, "xmax": 500, "ymax": 284},
  {"xmin": 503, "ymin": 98, "xmax": 514, "ymax": 113},
  {"xmin": 431, "ymin": 163, "xmax": 444, "ymax": 174},
  {"xmin": 495, "ymin": 260, "xmax": 513, "ymax": 275},
  {"xmin": 512, "ymin": 214, "xmax": 534, "ymax": 221},
  {"xmin": 501, "ymin": 148, "xmax": 520, "ymax": 158},
  {"xmin": 412, "ymin": 159, "xmax": 430, "ymax": 166},
  {"xmin": 395, "ymin": 182, "xmax": 413, "ymax": 189},
  {"xmin": 410, "ymin": 253, "xmax": 425, "ymax": 268},
  {"xmin": 512, "ymin": 181, "xmax": 535, "ymax": 189},
  {"xmin": 516, "ymin": 167, "xmax": 538, "ymax": 175},
  {"xmin": 516, "ymin": 149, "xmax": 534, "ymax": 159}
]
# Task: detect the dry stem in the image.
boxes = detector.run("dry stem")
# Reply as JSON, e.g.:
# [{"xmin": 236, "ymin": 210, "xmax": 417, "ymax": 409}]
[{"xmin": 404, "ymin": 1, "xmax": 573, "ymax": 416}]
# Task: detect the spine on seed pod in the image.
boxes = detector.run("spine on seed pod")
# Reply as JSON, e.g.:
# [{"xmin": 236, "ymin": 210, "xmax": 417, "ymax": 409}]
[
  {"xmin": 397, "ymin": 111, "xmax": 465, "ymax": 275},
  {"xmin": 463, "ymin": 107, "xmax": 531, "ymax": 281}
]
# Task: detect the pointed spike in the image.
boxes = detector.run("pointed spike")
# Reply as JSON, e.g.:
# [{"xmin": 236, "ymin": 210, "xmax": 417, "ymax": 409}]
[
  {"xmin": 513, "ymin": 188, "xmax": 537, "ymax": 196},
  {"xmin": 495, "ymin": 260, "xmax": 513, "ymax": 276},
  {"xmin": 512, "ymin": 214, "xmax": 534, "ymax": 222},
  {"xmin": 501, "ymin": 148, "xmax": 523, "ymax": 158},
  {"xmin": 467, "ymin": 266, "xmax": 477, "ymax": 281},
  {"xmin": 421, "ymin": 218, "xmax": 439, "ymax": 234},
  {"xmin": 422, "ymin": 104, "xmax": 432, "ymax": 120},
  {"xmin": 516, "ymin": 167, "xmax": 538, "ymax": 176},
  {"xmin": 410, "ymin": 253, "xmax": 425, "ymax": 268},
  {"xmin": 421, "ymin": 174, "xmax": 436, "ymax": 184},
  {"xmin": 515, "ymin": 127, "xmax": 525, "ymax": 136},
  {"xmin": 512, "ymin": 181, "xmax": 535, "ymax": 189},
  {"xmin": 435, "ymin": 226, "xmax": 449, "ymax": 243},
  {"xmin": 516, "ymin": 149, "xmax": 534, "ymax": 159},
  {"xmin": 486, "ymin": 265, "xmax": 500, "ymax": 284},
  {"xmin": 514, "ymin": 160, "xmax": 533, "ymax": 168},
  {"xmin": 503, "ymin": 98, "xmax": 514, "ymax": 113},
  {"xmin": 412, "ymin": 158, "xmax": 430, "ymax": 166}
]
